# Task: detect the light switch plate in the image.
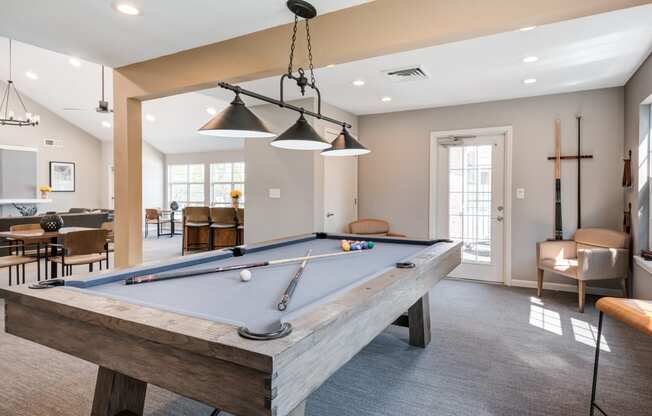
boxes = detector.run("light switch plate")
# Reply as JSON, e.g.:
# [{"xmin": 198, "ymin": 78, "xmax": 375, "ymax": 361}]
[
  {"xmin": 516, "ymin": 188, "xmax": 525, "ymax": 199},
  {"xmin": 269, "ymin": 188, "xmax": 281, "ymax": 198}
]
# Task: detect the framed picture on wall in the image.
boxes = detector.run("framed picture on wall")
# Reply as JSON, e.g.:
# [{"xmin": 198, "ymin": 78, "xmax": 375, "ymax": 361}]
[{"xmin": 49, "ymin": 161, "xmax": 75, "ymax": 192}]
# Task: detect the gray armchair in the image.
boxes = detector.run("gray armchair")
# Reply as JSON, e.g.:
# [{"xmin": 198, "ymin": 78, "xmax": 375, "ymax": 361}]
[{"xmin": 537, "ymin": 228, "xmax": 630, "ymax": 312}]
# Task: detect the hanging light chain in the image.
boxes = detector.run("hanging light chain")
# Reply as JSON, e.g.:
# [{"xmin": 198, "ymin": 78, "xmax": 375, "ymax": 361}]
[
  {"xmin": 305, "ymin": 19, "xmax": 316, "ymax": 87},
  {"xmin": 287, "ymin": 15, "xmax": 299, "ymax": 75}
]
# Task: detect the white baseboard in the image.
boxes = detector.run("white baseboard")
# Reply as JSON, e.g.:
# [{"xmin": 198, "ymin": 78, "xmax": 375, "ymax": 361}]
[{"xmin": 509, "ymin": 279, "xmax": 623, "ymax": 297}]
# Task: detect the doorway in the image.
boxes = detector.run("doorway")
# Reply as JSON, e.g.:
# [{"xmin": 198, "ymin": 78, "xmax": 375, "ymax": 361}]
[
  {"xmin": 323, "ymin": 127, "xmax": 358, "ymax": 233},
  {"xmin": 430, "ymin": 127, "xmax": 512, "ymax": 283}
]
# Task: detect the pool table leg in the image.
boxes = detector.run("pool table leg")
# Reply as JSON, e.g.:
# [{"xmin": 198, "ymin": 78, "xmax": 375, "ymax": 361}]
[
  {"xmin": 408, "ymin": 293, "xmax": 431, "ymax": 348},
  {"xmin": 91, "ymin": 366, "xmax": 147, "ymax": 416}
]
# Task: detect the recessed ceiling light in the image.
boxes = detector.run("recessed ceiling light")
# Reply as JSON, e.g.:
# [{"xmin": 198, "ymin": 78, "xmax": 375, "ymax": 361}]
[
  {"xmin": 69, "ymin": 58, "xmax": 82, "ymax": 67},
  {"xmin": 145, "ymin": 114, "xmax": 156, "ymax": 122},
  {"xmin": 523, "ymin": 78, "xmax": 537, "ymax": 84},
  {"xmin": 381, "ymin": 96, "xmax": 392, "ymax": 102},
  {"xmin": 25, "ymin": 71, "xmax": 38, "ymax": 80},
  {"xmin": 519, "ymin": 26, "xmax": 536, "ymax": 32},
  {"xmin": 206, "ymin": 107, "xmax": 217, "ymax": 115},
  {"xmin": 352, "ymin": 79, "xmax": 365, "ymax": 87},
  {"xmin": 101, "ymin": 121, "xmax": 112, "ymax": 128},
  {"xmin": 523, "ymin": 56, "xmax": 539, "ymax": 63},
  {"xmin": 115, "ymin": 2, "xmax": 140, "ymax": 15}
]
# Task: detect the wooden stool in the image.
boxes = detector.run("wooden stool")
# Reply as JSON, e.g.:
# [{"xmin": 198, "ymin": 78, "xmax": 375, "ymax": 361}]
[{"xmin": 591, "ymin": 297, "xmax": 652, "ymax": 415}]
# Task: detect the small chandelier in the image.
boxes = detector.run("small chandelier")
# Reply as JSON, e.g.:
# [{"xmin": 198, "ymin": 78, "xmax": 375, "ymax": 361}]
[
  {"xmin": 199, "ymin": 0, "xmax": 369, "ymax": 157},
  {"xmin": 1, "ymin": 39, "xmax": 40, "ymax": 127}
]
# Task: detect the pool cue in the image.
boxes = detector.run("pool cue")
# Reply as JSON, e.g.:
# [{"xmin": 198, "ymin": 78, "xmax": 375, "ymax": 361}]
[
  {"xmin": 124, "ymin": 250, "xmax": 362, "ymax": 285},
  {"xmin": 277, "ymin": 249, "xmax": 311, "ymax": 311},
  {"xmin": 554, "ymin": 119, "xmax": 563, "ymax": 240}
]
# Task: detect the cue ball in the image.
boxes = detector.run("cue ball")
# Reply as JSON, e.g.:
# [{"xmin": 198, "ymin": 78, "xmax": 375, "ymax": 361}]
[{"xmin": 240, "ymin": 269, "xmax": 252, "ymax": 282}]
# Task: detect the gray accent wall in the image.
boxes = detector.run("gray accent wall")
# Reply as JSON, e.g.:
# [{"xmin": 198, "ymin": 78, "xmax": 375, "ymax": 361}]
[
  {"xmin": 358, "ymin": 88, "xmax": 624, "ymax": 284},
  {"xmin": 0, "ymin": 80, "xmax": 103, "ymax": 214}
]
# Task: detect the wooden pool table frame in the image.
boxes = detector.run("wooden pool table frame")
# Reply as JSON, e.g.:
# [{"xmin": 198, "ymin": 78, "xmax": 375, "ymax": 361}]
[{"xmin": 1, "ymin": 233, "xmax": 461, "ymax": 416}]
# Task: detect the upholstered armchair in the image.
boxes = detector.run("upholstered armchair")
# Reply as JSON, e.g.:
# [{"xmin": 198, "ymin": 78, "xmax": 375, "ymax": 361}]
[
  {"xmin": 537, "ymin": 228, "xmax": 630, "ymax": 312},
  {"xmin": 347, "ymin": 219, "xmax": 406, "ymax": 237}
]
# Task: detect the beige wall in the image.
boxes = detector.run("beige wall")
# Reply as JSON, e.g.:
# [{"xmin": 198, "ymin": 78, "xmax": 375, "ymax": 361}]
[
  {"xmin": 245, "ymin": 99, "xmax": 316, "ymax": 243},
  {"xmin": 624, "ymin": 53, "xmax": 652, "ymax": 298},
  {"xmin": 359, "ymin": 87, "xmax": 624, "ymax": 285},
  {"xmin": 101, "ymin": 139, "xmax": 165, "ymax": 212},
  {"xmin": 0, "ymin": 81, "xmax": 102, "ymax": 215}
]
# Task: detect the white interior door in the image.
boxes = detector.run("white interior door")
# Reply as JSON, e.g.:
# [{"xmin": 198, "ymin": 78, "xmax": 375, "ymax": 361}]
[
  {"xmin": 436, "ymin": 135, "xmax": 505, "ymax": 282},
  {"xmin": 108, "ymin": 165, "xmax": 115, "ymax": 209},
  {"xmin": 323, "ymin": 128, "xmax": 358, "ymax": 233}
]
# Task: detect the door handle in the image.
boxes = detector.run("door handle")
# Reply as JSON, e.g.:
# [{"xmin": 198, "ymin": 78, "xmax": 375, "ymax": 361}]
[
  {"xmin": 326, "ymin": 213, "xmax": 335, "ymax": 218},
  {"xmin": 496, "ymin": 216, "xmax": 504, "ymax": 222}
]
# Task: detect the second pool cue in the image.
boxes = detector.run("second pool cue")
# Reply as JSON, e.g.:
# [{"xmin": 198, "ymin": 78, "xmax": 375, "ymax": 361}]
[{"xmin": 277, "ymin": 249, "xmax": 312, "ymax": 311}]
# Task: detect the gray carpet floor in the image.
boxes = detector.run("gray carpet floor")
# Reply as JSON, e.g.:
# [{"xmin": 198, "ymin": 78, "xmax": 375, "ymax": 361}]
[{"xmin": 1, "ymin": 279, "xmax": 651, "ymax": 416}]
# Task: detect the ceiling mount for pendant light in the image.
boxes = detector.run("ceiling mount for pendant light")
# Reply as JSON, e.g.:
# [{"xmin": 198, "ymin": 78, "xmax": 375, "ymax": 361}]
[
  {"xmin": 198, "ymin": 92, "xmax": 275, "ymax": 138},
  {"xmin": 198, "ymin": 1, "xmax": 369, "ymax": 157},
  {"xmin": 321, "ymin": 125, "xmax": 370, "ymax": 156},
  {"xmin": 271, "ymin": 111, "xmax": 330, "ymax": 150},
  {"xmin": 1, "ymin": 39, "xmax": 40, "ymax": 127}
]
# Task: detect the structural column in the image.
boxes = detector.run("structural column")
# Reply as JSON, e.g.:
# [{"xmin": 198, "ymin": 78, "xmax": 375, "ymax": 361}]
[{"xmin": 113, "ymin": 73, "xmax": 144, "ymax": 267}]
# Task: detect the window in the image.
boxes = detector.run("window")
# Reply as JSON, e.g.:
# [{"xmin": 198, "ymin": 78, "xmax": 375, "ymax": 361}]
[
  {"xmin": 168, "ymin": 164, "xmax": 204, "ymax": 208},
  {"xmin": 210, "ymin": 162, "xmax": 245, "ymax": 207}
]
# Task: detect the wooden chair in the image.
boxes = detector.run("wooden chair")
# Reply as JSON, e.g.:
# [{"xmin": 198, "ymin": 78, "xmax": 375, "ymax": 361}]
[
  {"xmin": 47, "ymin": 229, "xmax": 109, "ymax": 277},
  {"xmin": 347, "ymin": 219, "xmax": 406, "ymax": 237},
  {"xmin": 0, "ymin": 243, "xmax": 38, "ymax": 285},
  {"xmin": 8, "ymin": 223, "xmax": 47, "ymax": 280},
  {"xmin": 182, "ymin": 207, "xmax": 210, "ymax": 254},
  {"xmin": 101, "ymin": 221, "xmax": 114, "ymax": 268},
  {"xmin": 537, "ymin": 228, "xmax": 630, "ymax": 312},
  {"xmin": 209, "ymin": 207, "xmax": 237, "ymax": 249},
  {"xmin": 144, "ymin": 208, "xmax": 170, "ymax": 238}
]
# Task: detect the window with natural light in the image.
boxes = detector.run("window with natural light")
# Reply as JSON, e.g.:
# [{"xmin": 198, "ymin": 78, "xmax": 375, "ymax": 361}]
[
  {"xmin": 449, "ymin": 145, "xmax": 492, "ymax": 263},
  {"xmin": 168, "ymin": 164, "xmax": 204, "ymax": 208},
  {"xmin": 210, "ymin": 162, "xmax": 245, "ymax": 207}
]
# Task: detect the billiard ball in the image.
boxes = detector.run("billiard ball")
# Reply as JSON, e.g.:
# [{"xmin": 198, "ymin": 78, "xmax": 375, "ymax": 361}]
[{"xmin": 240, "ymin": 269, "xmax": 252, "ymax": 282}]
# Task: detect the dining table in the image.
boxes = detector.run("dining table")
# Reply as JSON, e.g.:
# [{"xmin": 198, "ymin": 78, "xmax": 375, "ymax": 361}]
[{"xmin": 0, "ymin": 227, "xmax": 96, "ymax": 279}]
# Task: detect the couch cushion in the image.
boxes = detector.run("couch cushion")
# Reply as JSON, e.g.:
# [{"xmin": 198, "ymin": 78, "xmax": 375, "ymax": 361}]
[{"xmin": 573, "ymin": 228, "xmax": 629, "ymax": 249}]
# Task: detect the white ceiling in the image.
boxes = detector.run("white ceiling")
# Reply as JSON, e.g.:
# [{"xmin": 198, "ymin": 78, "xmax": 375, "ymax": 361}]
[
  {"xmin": 221, "ymin": 4, "xmax": 652, "ymax": 115},
  {"xmin": 0, "ymin": 0, "xmax": 371, "ymax": 68},
  {"xmin": 0, "ymin": 38, "xmax": 236, "ymax": 153},
  {"xmin": 2, "ymin": 5, "xmax": 652, "ymax": 154}
]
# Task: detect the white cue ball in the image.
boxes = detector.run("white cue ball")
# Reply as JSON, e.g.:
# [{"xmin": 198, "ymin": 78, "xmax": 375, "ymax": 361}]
[{"xmin": 240, "ymin": 269, "xmax": 252, "ymax": 282}]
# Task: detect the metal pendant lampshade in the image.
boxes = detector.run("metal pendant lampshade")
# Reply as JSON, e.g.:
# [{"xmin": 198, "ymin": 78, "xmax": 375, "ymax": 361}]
[
  {"xmin": 321, "ymin": 127, "xmax": 370, "ymax": 156},
  {"xmin": 270, "ymin": 113, "xmax": 331, "ymax": 150},
  {"xmin": 198, "ymin": 93, "xmax": 276, "ymax": 138}
]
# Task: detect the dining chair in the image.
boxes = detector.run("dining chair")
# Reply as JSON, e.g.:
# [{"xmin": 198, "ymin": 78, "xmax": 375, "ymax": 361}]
[
  {"xmin": 47, "ymin": 229, "xmax": 110, "ymax": 277},
  {"xmin": 0, "ymin": 244, "xmax": 38, "ymax": 286}
]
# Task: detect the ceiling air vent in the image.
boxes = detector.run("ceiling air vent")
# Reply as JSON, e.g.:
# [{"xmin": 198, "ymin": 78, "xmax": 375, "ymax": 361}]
[
  {"xmin": 382, "ymin": 66, "xmax": 429, "ymax": 82},
  {"xmin": 43, "ymin": 138, "xmax": 64, "ymax": 148}
]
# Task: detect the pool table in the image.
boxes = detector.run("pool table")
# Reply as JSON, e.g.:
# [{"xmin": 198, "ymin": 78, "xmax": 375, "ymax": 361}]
[{"xmin": 1, "ymin": 233, "xmax": 461, "ymax": 416}]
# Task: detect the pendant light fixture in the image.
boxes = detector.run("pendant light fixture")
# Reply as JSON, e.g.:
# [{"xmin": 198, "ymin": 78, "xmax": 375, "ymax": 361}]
[
  {"xmin": 198, "ymin": 92, "xmax": 275, "ymax": 138},
  {"xmin": 1, "ymin": 39, "xmax": 40, "ymax": 127},
  {"xmin": 198, "ymin": 1, "xmax": 369, "ymax": 157},
  {"xmin": 321, "ymin": 125, "xmax": 370, "ymax": 156}
]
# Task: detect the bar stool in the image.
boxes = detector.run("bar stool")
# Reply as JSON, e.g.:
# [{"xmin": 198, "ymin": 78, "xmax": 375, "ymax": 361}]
[
  {"xmin": 209, "ymin": 207, "xmax": 237, "ymax": 249},
  {"xmin": 590, "ymin": 297, "xmax": 652, "ymax": 415},
  {"xmin": 182, "ymin": 207, "xmax": 210, "ymax": 255},
  {"xmin": 235, "ymin": 208, "xmax": 244, "ymax": 246}
]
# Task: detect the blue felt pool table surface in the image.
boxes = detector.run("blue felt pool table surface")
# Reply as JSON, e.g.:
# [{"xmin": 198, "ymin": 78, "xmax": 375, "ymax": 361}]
[{"xmin": 63, "ymin": 235, "xmax": 434, "ymax": 333}]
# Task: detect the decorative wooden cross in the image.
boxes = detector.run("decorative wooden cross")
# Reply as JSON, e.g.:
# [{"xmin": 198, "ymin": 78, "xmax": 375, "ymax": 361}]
[{"xmin": 546, "ymin": 116, "xmax": 593, "ymax": 231}]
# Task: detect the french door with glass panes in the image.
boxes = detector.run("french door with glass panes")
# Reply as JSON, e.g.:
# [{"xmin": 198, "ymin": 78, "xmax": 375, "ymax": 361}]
[{"xmin": 436, "ymin": 135, "xmax": 505, "ymax": 282}]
